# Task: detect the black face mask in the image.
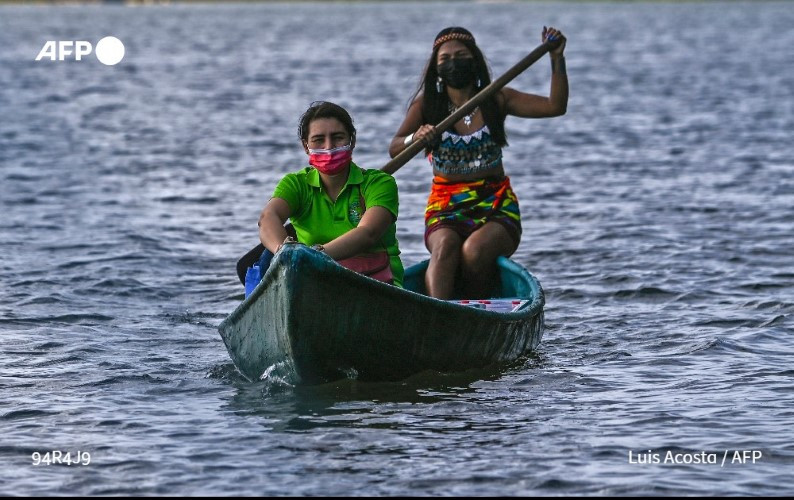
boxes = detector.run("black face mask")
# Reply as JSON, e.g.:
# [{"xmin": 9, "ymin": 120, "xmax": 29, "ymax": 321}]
[{"xmin": 437, "ymin": 58, "xmax": 476, "ymax": 90}]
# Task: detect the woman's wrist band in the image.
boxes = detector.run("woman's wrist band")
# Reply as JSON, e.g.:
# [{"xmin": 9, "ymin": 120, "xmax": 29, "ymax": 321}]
[{"xmin": 403, "ymin": 133, "xmax": 414, "ymax": 146}]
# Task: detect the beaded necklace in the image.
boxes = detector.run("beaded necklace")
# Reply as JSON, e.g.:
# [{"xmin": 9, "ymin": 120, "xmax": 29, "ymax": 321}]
[{"xmin": 448, "ymin": 102, "xmax": 479, "ymax": 127}]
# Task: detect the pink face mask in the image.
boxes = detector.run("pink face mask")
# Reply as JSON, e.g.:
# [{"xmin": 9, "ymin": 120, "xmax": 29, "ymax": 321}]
[{"xmin": 308, "ymin": 144, "xmax": 353, "ymax": 176}]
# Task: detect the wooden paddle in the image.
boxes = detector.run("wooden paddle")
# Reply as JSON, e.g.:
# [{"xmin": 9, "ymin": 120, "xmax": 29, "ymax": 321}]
[{"xmin": 381, "ymin": 38, "xmax": 562, "ymax": 174}]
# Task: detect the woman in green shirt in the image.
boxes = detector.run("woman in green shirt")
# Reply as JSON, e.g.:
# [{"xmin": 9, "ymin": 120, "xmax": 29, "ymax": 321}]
[{"xmin": 258, "ymin": 101, "xmax": 404, "ymax": 286}]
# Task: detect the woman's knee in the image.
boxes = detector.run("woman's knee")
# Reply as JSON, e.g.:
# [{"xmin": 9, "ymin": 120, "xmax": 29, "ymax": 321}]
[
  {"xmin": 428, "ymin": 230, "xmax": 463, "ymax": 260},
  {"xmin": 460, "ymin": 240, "xmax": 491, "ymax": 273},
  {"xmin": 461, "ymin": 226, "xmax": 515, "ymax": 272}
]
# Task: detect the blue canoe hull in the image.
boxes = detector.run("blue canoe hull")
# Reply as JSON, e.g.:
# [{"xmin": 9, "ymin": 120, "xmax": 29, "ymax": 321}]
[{"xmin": 218, "ymin": 245, "xmax": 544, "ymax": 384}]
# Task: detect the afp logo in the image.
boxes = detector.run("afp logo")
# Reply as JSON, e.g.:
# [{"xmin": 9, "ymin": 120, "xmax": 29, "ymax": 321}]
[{"xmin": 35, "ymin": 36, "xmax": 125, "ymax": 66}]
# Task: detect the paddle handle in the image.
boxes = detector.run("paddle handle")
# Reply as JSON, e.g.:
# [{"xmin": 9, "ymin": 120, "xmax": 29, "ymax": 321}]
[{"xmin": 381, "ymin": 39, "xmax": 561, "ymax": 175}]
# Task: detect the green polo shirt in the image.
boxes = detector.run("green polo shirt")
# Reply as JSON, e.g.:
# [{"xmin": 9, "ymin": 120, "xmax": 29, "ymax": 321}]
[{"xmin": 272, "ymin": 163, "xmax": 404, "ymax": 287}]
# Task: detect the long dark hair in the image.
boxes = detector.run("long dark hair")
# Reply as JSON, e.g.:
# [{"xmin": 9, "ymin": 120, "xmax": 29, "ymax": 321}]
[{"xmin": 410, "ymin": 27, "xmax": 507, "ymax": 149}]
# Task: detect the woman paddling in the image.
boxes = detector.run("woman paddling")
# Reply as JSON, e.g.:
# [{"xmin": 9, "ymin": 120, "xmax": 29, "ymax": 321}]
[
  {"xmin": 388, "ymin": 26, "xmax": 567, "ymax": 299},
  {"xmin": 258, "ymin": 101, "xmax": 404, "ymax": 286}
]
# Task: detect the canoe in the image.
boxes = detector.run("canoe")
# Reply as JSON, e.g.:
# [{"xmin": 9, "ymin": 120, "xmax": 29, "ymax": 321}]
[{"xmin": 218, "ymin": 245, "xmax": 545, "ymax": 384}]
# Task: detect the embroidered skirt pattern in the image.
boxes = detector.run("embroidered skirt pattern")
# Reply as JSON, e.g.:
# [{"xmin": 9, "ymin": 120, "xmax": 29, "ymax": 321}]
[{"xmin": 424, "ymin": 175, "xmax": 521, "ymax": 247}]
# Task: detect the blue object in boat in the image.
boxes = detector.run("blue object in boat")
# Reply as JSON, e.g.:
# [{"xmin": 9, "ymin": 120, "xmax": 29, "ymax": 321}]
[
  {"xmin": 244, "ymin": 265, "xmax": 261, "ymax": 298},
  {"xmin": 244, "ymin": 248, "xmax": 275, "ymax": 298}
]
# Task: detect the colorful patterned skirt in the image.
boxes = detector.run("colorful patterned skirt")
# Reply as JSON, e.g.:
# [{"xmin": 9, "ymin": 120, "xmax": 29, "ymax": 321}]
[{"xmin": 424, "ymin": 175, "xmax": 522, "ymax": 247}]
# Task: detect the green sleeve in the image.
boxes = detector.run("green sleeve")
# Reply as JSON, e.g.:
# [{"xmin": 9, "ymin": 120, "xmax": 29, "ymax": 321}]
[
  {"xmin": 272, "ymin": 173, "xmax": 303, "ymax": 215},
  {"xmin": 362, "ymin": 171, "xmax": 399, "ymax": 220}
]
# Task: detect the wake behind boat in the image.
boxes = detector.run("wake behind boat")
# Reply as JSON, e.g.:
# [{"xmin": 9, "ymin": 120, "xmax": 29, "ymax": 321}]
[{"xmin": 218, "ymin": 245, "xmax": 545, "ymax": 384}]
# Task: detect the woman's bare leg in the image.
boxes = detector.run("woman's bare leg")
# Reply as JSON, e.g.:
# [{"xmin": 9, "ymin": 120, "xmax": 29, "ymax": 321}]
[
  {"xmin": 460, "ymin": 222, "xmax": 518, "ymax": 298},
  {"xmin": 425, "ymin": 228, "xmax": 463, "ymax": 299}
]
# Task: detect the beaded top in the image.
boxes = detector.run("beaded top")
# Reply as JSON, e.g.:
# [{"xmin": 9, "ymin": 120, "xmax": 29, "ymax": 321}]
[{"xmin": 429, "ymin": 125, "xmax": 503, "ymax": 175}]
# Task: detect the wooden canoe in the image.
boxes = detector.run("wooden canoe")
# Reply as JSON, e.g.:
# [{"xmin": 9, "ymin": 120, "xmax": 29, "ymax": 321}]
[{"xmin": 218, "ymin": 245, "xmax": 545, "ymax": 384}]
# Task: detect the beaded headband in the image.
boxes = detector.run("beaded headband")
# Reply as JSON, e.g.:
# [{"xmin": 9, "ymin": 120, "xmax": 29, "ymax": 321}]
[{"xmin": 433, "ymin": 32, "xmax": 476, "ymax": 50}]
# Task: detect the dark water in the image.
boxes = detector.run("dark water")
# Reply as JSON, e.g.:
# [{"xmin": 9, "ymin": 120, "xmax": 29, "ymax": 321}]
[{"xmin": 2, "ymin": 1, "xmax": 793, "ymax": 495}]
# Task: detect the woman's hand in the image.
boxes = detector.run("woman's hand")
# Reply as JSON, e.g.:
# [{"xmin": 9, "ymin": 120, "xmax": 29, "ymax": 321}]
[
  {"xmin": 411, "ymin": 124, "xmax": 438, "ymax": 147},
  {"xmin": 542, "ymin": 26, "xmax": 566, "ymax": 57},
  {"xmin": 277, "ymin": 236, "xmax": 298, "ymax": 252}
]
